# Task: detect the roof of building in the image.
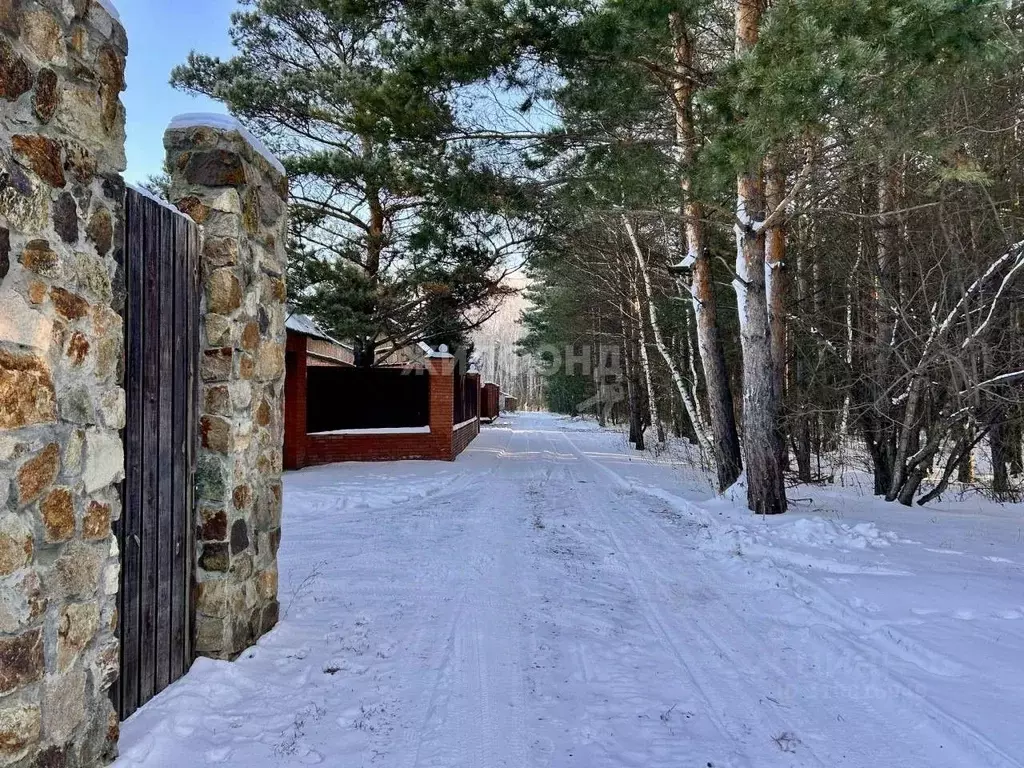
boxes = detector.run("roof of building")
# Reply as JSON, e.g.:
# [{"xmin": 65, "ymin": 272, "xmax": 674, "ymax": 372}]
[{"xmin": 285, "ymin": 312, "xmax": 352, "ymax": 350}]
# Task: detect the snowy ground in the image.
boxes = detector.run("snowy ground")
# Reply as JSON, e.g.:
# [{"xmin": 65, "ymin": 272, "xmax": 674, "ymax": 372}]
[{"xmin": 117, "ymin": 412, "xmax": 1024, "ymax": 767}]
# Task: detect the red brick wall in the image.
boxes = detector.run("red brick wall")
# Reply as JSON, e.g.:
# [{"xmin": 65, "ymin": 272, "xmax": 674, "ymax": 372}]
[
  {"xmin": 452, "ymin": 417, "xmax": 480, "ymax": 458},
  {"xmin": 285, "ymin": 354, "xmax": 481, "ymax": 467},
  {"xmin": 306, "ymin": 431, "xmax": 445, "ymax": 463},
  {"xmin": 284, "ymin": 333, "xmax": 309, "ymax": 470}
]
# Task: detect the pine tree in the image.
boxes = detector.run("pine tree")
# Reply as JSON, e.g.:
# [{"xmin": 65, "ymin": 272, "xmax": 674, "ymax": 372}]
[{"xmin": 172, "ymin": 0, "xmax": 536, "ymax": 364}]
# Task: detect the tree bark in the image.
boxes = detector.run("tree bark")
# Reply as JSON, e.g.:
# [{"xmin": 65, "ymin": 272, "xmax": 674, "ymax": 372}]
[
  {"xmin": 633, "ymin": 278, "xmax": 665, "ymax": 444},
  {"xmin": 361, "ymin": 134, "xmax": 385, "ymax": 368},
  {"xmin": 872, "ymin": 167, "xmax": 901, "ymax": 492},
  {"xmin": 992, "ymin": 416, "xmax": 1011, "ymax": 499},
  {"xmin": 622, "ymin": 309, "xmax": 645, "ymax": 450},
  {"xmin": 765, "ymin": 156, "xmax": 788, "ymax": 418},
  {"xmin": 732, "ymin": 0, "xmax": 788, "ymax": 515},
  {"xmin": 669, "ymin": 10, "xmax": 743, "ymax": 491},
  {"xmin": 621, "ymin": 216, "xmax": 715, "ymax": 460},
  {"xmin": 1009, "ymin": 409, "xmax": 1023, "ymax": 476}
]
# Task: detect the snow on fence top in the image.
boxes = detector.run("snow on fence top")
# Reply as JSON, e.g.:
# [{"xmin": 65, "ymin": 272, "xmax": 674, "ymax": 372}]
[
  {"xmin": 167, "ymin": 113, "xmax": 286, "ymax": 177},
  {"xmin": 285, "ymin": 312, "xmax": 353, "ymax": 349},
  {"xmin": 95, "ymin": 0, "xmax": 120, "ymax": 21},
  {"xmin": 426, "ymin": 343, "xmax": 454, "ymax": 359},
  {"xmin": 126, "ymin": 183, "xmax": 193, "ymax": 219}
]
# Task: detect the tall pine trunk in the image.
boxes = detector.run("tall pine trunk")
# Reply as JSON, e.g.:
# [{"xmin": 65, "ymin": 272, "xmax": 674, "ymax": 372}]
[
  {"xmin": 670, "ymin": 11, "xmax": 743, "ymax": 491},
  {"xmin": 622, "ymin": 306, "xmax": 646, "ymax": 450},
  {"xmin": 361, "ymin": 135, "xmax": 385, "ymax": 368},
  {"xmin": 633, "ymin": 279, "xmax": 665, "ymax": 444},
  {"xmin": 733, "ymin": 0, "xmax": 788, "ymax": 514},
  {"xmin": 621, "ymin": 216, "xmax": 715, "ymax": 460},
  {"xmin": 765, "ymin": 157, "xmax": 788, "ymax": 428},
  {"xmin": 871, "ymin": 168, "xmax": 900, "ymax": 495},
  {"xmin": 992, "ymin": 415, "xmax": 1011, "ymax": 499},
  {"xmin": 765, "ymin": 156, "xmax": 791, "ymax": 476}
]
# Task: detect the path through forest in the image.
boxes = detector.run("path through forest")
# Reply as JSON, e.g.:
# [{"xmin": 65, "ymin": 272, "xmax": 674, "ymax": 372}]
[{"xmin": 117, "ymin": 413, "xmax": 1024, "ymax": 767}]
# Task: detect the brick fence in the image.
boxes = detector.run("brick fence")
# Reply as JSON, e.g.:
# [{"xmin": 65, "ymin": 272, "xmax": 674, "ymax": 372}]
[{"xmin": 284, "ymin": 337, "xmax": 480, "ymax": 467}]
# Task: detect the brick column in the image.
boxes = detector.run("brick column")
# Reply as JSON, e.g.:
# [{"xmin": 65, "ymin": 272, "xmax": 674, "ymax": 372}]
[
  {"xmin": 0, "ymin": 2, "xmax": 126, "ymax": 764},
  {"xmin": 165, "ymin": 115, "xmax": 288, "ymax": 659},
  {"xmin": 466, "ymin": 370, "xmax": 481, "ymax": 420},
  {"xmin": 426, "ymin": 354, "xmax": 455, "ymax": 459},
  {"xmin": 283, "ymin": 333, "xmax": 308, "ymax": 471}
]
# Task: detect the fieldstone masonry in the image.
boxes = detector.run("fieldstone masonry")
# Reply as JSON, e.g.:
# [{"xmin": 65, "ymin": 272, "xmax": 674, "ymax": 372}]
[
  {"xmin": 0, "ymin": 0, "xmax": 126, "ymax": 765},
  {"xmin": 165, "ymin": 118, "xmax": 288, "ymax": 660}
]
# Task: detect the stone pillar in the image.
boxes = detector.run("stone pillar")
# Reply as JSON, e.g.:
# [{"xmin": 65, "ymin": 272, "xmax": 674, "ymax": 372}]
[
  {"xmin": 164, "ymin": 116, "xmax": 288, "ymax": 660},
  {"xmin": 0, "ymin": 1, "xmax": 126, "ymax": 765}
]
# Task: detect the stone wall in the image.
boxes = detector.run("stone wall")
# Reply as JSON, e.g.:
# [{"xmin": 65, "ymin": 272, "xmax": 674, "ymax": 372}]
[
  {"xmin": 165, "ymin": 117, "xmax": 288, "ymax": 660},
  {"xmin": 0, "ymin": 1, "xmax": 126, "ymax": 765}
]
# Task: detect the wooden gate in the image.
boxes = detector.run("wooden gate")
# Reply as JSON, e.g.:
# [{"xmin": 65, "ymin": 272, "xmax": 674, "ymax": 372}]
[{"xmin": 115, "ymin": 188, "xmax": 201, "ymax": 720}]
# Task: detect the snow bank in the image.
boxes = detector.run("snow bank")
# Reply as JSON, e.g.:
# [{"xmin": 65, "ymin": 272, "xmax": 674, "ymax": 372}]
[
  {"xmin": 773, "ymin": 517, "xmax": 898, "ymax": 550},
  {"xmin": 167, "ymin": 113, "xmax": 286, "ymax": 177}
]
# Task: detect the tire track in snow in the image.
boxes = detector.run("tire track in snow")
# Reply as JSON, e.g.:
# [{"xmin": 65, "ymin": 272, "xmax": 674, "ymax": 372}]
[
  {"xmin": 403, "ymin": 425, "xmax": 533, "ymax": 768},
  {"xmin": 561, "ymin": 431, "xmax": 1022, "ymax": 768},
  {"xmin": 557, "ymin": 435, "xmax": 803, "ymax": 767}
]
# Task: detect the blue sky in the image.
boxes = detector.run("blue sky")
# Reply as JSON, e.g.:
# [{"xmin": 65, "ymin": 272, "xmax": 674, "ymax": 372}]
[{"xmin": 120, "ymin": 0, "xmax": 236, "ymax": 183}]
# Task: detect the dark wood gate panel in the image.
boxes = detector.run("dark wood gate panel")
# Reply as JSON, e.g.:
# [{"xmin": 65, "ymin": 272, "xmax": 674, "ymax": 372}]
[{"xmin": 115, "ymin": 188, "xmax": 200, "ymax": 720}]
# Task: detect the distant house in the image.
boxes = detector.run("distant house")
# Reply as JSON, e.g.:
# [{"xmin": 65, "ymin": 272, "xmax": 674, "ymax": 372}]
[{"xmin": 286, "ymin": 312, "xmax": 439, "ymax": 369}]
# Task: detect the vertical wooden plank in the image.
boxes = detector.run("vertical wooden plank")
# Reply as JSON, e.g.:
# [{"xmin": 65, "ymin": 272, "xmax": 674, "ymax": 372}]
[
  {"xmin": 118, "ymin": 191, "xmax": 203, "ymax": 715},
  {"xmin": 169, "ymin": 212, "xmax": 187, "ymax": 682},
  {"xmin": 120, "ymin": 189, "xmax": 144, "ymax": 719},
  {"xmin": 155, "ymin": 205, "xmax": 175, "ymax": 694},
  {"xmin": 139, "ymin": 197, "xmax": 161, "ymax": 705}
]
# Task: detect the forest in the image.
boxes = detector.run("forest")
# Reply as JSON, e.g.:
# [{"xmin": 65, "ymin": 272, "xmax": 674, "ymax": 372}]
[{"xmin": 173, "ymin": 0, "xmax": 1024, "ymax": 514}]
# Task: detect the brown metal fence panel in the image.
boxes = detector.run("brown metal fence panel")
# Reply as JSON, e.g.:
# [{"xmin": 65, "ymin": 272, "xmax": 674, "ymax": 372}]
[
  {"xmin": 115, "ymin": 188, "xmax": 200, "ymax": 720},
  {"xmin": 481, "ymin": 383, "xmax": 500, "ymax": 421},
  {"xmin": 306, "ymin": 366, "xmax": 430, "ymax": 432},
  {"xmin": 452, "ymin": 363, "xmax": 478, "ymax": 425}
]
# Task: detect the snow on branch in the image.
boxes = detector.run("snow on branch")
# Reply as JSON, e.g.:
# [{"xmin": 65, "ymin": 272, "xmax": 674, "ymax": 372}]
[
  {"xmin": 931, "ymin": 239, "xmax": 1024, "ymax": 354},
  {"xmin": 959, "ymin": 370, "xmax": 1024, "ymax": 397},
  {"xmin": 735, "ymin": 146, "xmax": 816, "ymax": 234},
  {"xmin": 961, "ymin": 248, "xmax": 1024, "ymax": 349}
]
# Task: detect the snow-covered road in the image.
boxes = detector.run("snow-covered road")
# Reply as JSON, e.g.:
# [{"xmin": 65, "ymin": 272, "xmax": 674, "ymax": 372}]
[{"xmin": 118, "ymin": 413, "xmax": 1024, "ymax": 767}]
